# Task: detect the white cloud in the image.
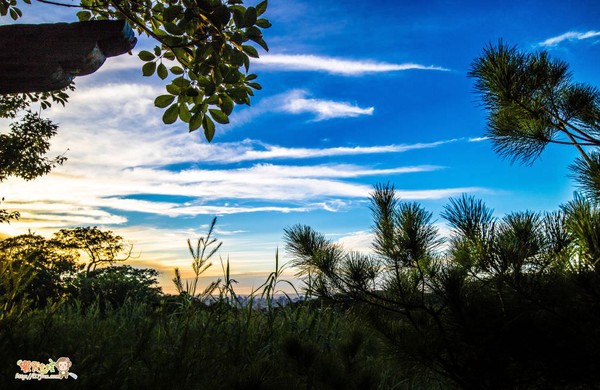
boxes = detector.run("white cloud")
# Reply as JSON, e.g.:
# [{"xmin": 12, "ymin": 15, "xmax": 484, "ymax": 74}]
[
  {"xmin": 255, "ymin": 54, "xmax": 449, "ymax": 75},
  {"xmin": 394, "ymin": 187, "xmax": 487, "ymax": 200},
  {"xmin": 206, "ymin": 138, "xmax": 459, "ymax": 164},
  {"xmin": 230, "ymin": 89, "xmax": 374, "ymax": 124},
  {"xmin": 468, "ymin": 137, "xmax": 489, "ymax": 142},
  {"xmin": 283, "ymin": 96, "xmax": 373, "ymax": 120},
  {"xmin": 539, "ymin": 30, "xmax": 600, "ymax": 47},
  {"xmin": 2, "ymin": 80, "xmax": 482, "ymax": 229},
  {"xmin": 336, "ymin": 231, "xmax": 374, "ymax": 253},
  {"xmin": 96, "ymin": 53, "xmax": 142, "ymax": 73},
  {"xmin": 1, "ymin": 161, "xmax": 486, "ymax": 227},
  {"xmin": 41, "ymin": 86, "xmax": 461, "ymax": 166}
]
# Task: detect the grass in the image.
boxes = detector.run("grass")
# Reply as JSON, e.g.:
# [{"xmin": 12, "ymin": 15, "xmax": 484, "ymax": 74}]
[{"xmin": 0, "ymin": 295, "xmax": 404, "ymax": 389}]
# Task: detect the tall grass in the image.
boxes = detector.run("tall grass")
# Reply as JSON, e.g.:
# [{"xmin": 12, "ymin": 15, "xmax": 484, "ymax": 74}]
[{"xmin": 0, "ymin": 221, "xmax": 401, "ymax": 389}]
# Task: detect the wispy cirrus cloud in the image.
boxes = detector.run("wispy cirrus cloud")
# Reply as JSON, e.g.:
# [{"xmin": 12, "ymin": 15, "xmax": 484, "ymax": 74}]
[
  {"xmin": 1, "ymin": 161, "xmax": 484, "ymax": 230},
  {"xmin": 216, "ymin": 139, "xmax": 459, "ymax": 163},
  {"xmin": 255, "ymin": 54, "xmax": 449, "ymax": 75},
  {"xmin": 468, "ymin": 136, "xmax": 489, "ymax": 142},
  {"xmin": 230, "ymin": 89, "xmax": 374, "ymax": 124},
  {"xmin": 539, "ymin": 30, "xmax": 600, "ymax": 47},
  {"xmin": 282, "ymin": 93, "xmax": 374, "ymax": 120},
  {"xmin": 45, "ymin": 84, "xmax": 461, "ymax": 167}
]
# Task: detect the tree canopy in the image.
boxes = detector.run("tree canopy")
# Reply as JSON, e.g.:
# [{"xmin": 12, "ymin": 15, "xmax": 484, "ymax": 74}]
[
  {"xmin": 284, "ymin": 183, "xmax": 600, "ymax": 387},
  {"xmin": 469, "ymin": 41, "xmax": 600, "ymax": 199}
]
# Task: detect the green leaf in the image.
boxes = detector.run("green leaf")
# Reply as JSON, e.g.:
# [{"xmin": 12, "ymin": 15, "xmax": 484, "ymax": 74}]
[
  {"xmin": 189, "ymin": 111, "xmax": 203, "ymax": 132},
  {"xmin": 246, "ymin": 26, "xmax": 262, "ymax": 39},
  {"xmin": 256, "ymin": 18, "xmax": 271, "ymax": 28},
  {"xmin": 9, "ymin": 7, "xmax": 19, "ymax": 20},
  {"xmin": 228, "ymin": 87, "xmax": 248, "ymax": 102},
  {"xmin": 231, "ymin": 6, "xmax": 245, "ymax": 28},
  {"xmin": 163, "ymin": 5, "xmax": 183, "ymax": 22},
  {"xmin": 155, "ymin": 94, "xmax": 175, "ymax": 108},
  {"xmin": 204, "ymin": 83, "xmax": 217, "ymax": 96},
  {"xmin": 203, "ymin": 116, "xmax": 216, "ymax": 142},
  {"xmin": 206, "ymin": 95, "xmax": 220, "ymax": 105},
  {"xmin": 247, "ymin": 82, "xmax": 262, "ymax": 90},
  {"xmin": 157, "ymin": 63, "xmax": 168, "ymax": 80},
  {"xmin": 164, "ymin": 22, "xmax": 184, "ymax": 35},
  {"xmin": 256, "ymin": 0, "xmax": 268, "ymax": 16},
  {"xmin": 163, "ymin": 103, "xmax": 179, "ymax": 124},
  {"xmin": 220, "ymin": 94, "xmax": 235, "ymax": 115},
  {"xmin": 244, "ymin": 6, "xmax": 257, "ymax": 27},
  {"xmin": 166, "ymin": 83, "xmax": 181, "ymax": 95},
  {"xmin": 138, "ymin": 50, "xmax": 155, "ymax": 61},
  {"xmin": 76, "ymin": 11, "xmax": 91, "ymax": 21},
  {"xmin": 173, "ymin": 76, "xmax": 191, "ymax": 88},
  {"xmin": 223, "ymin": 69, "xmax": 241, "ymax": 83},
  {"xmin": 256, "ymin": 38, "xmax": 269, "ymax": 51},
  {"xmin": 179, "ymin": 103, "xmax": 192, "ymax": 123},
  {"xmin": 213, "ymin": 5, "xmax": 231, "ymax": 26},
  {"xmin": 171, "ymin": 66, "xmax": 184, "ymax": 75},
  {"xmin": 163, "ymin": 51, "xmax": 176, "ymax": 61},
  {"xmin": 242, "ymin": 45, "xmax": 259, "ymax": 58},
  {"xmin": 142, "ymin": 61, "xmax": 157, "ymax": 76},
  {"xmin": 209, "ymin": 109, "xmax": 229, "ymax": 124}
]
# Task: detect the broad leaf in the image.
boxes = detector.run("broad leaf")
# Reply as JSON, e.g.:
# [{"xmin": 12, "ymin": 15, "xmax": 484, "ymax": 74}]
[
  {"xmin": 163, "ymin": 103, "xmax": 179, "ymax": 124},
  {"xmin": 209, "ymin": 109, "xmax": 229, "ymax": 124},
  {"xmin": 203, "ymin": 116, "xmax": 216, "ymax": 142},
  {"xmin": 155, "ymin": 94, "xmax": 175, "ymax": 108},
  {"xmin": 138, "ymin": 50, "xmax": 155, "ymax": 61},
  {"xmin": 142, "ymin": 61, "xmax": 157, "ymax": 76}
]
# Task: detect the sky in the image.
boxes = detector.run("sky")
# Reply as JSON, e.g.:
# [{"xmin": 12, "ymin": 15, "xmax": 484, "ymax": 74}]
[{"xmin": 1, "ymin": 0, "xmax": 599, "ymax": 294}]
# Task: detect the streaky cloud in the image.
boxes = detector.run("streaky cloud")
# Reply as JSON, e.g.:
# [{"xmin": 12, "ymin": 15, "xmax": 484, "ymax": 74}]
[
  {"xmin": 233, "ymin": 89, "xmax": 373, "ymax": 123},
  {"xmin": 211, "ymin": 138, "xmax": 460, "ymax": 164},
  {"xmin": 254, "ymin": 54, "xmax": 449, "ymax": 75},
  {"xmin": 283, "ymin": 96, "xmax": 374, "ymax": 120},
  {"xmin": 539, "ymin": 30, "xmax": 600, "ymax": 47}
]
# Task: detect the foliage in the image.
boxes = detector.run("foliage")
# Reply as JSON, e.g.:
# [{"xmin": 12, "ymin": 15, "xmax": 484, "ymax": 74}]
[
  {"xmin": 0, "ymin": 111, "xmax": 66, "ymax": 182},
  {"xmin": 0, "ymin": 89, "xmax": 72, "ymax": 222},
  {"xmin": 74, "ymin": 265, "xmax": 162, "ymax": 309},
  {"xmin": 1, "ymin": 0, "xmax": 270, "ymax": 141},
  {"xmin": 0, "ymin": 233, "xmax": 80, "ymax": 308},
  {"xmin": 52, "ymin": 226, "xmax": 133, "ymax": 275},
  {"xmin": 0, "ymin": 198, "xmax": 19, "ymax": 223},
  {"xmin": 0, "ymin": 227, "xmax": 139, "ymax": 310},
  {"xmin": 0, "ymin": 220, "xmax": 396, "ymax": 389},
  {"xmin": 469, "ymin": 40, "xmax": 600, "ymax": 199},
  {"xmin": 173, "ymin": 216, "xmax": 222, "ymax": 301},
  {"xmin": 284, "ymin": 183, "xmax": 600, "ymax": 388},
  {"xmin": 0, "ymin": 298, "xmax": 392, "ymax": 389}
]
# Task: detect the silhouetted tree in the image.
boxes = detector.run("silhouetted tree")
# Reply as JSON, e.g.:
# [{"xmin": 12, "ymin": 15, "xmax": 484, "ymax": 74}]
[
  {"xmin": 469, "ymin": 40, "xmax": 600, "ymax": 200},
  {"xmin": 284, "ymin": 184, "xmax": 600, "ymax": 388},
  {"xmin": 52, "ymin": 227, "xmax": 133, "ymax": 275},
  {"xmin": 0, "ymin": 232, "xmax": 80, "ymax": 307},
  {"xmin": 75, "ymin": 265, "xmax": 162, "ymax": 309}
]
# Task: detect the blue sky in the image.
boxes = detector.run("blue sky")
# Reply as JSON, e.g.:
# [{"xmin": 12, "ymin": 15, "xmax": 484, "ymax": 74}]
[{"xmin": 1, "ymin": 0, "xmax": 599, "ymax": 293}]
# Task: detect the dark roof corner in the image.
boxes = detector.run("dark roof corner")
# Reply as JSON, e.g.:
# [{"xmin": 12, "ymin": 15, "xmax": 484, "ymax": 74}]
[{"xmin": 0, "ymin": 20, "xmax": 137, "ymax": 95}]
